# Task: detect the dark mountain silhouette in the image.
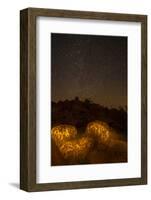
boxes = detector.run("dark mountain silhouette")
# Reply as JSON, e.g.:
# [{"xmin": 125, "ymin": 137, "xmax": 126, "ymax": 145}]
[{"xmin": 51, "ymin": 97, "xmax": 127, "ymax": 137}]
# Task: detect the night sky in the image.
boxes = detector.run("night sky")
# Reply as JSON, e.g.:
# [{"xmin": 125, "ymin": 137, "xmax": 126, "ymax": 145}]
[{"xmin": 51, "ymin": 33, "xmax": 127, "ymax": 108}]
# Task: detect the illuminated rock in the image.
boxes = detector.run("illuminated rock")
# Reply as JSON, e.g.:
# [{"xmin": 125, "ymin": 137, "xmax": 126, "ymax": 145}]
[
  {"xmin": 86, "ymin": 121, "xmax": 110, "ymax": 144},
  {"xmin": 86, "ymin": 121, "xmax": 127, "ymax": 157},
  {"xmin": 51, "ymin": 122, "xmax": 127, "ymax": 165},
  {"xmin": 51, "ymin": 125, "xmax": 77, "ymax": 147},
  {"xmin": 59, "ymin": 136, "xmax": 93, "ymax": 163}
]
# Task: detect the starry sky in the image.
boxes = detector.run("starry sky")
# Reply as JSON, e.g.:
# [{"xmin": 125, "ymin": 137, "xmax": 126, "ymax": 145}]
[{"xmin": 51, "ymin": 33, "xmax": 127, "ymax": 108}]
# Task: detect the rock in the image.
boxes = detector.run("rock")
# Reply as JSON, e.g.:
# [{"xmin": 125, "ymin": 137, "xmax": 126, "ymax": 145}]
[{"xmin": 51, "ymin": 124, "xmax": 77, "ymax": 147}]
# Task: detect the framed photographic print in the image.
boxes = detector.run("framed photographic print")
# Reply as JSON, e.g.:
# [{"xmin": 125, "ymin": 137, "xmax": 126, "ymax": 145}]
[{"xmin": 20, "ymin": 8, "xmax": 147, "ymax": 191}]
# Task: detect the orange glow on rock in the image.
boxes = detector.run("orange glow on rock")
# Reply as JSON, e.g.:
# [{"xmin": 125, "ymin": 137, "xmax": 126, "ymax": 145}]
[
  {"xmin": 86, "ymin": 121, "xmax": 110, "ymax": 144},
  {"xmin": 51, "ymin": 125, "xmax": 77, "ymax": 147},
  {"xmin": 51, "ymin": 121, "xmax": 127, "ymax": 165},
  {"xmin": 59, "ymin": 136, "xmax": 93, "ymax": 163}
]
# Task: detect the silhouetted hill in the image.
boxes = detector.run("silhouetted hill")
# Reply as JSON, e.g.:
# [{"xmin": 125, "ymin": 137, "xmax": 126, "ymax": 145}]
[{"xmin": 51, "ymin": 97, "xmax": 127, "ymax": 137}]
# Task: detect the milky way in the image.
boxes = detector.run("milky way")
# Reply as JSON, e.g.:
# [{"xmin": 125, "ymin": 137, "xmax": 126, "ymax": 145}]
[{"xmin": 51, "ymin": 33, "xmax": 127, "ymax": 108}]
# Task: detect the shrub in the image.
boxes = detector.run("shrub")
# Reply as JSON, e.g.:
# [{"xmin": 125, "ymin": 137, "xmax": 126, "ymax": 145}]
[{"xmin": 51, "ymin": 124, "xmax": 77, "ymax": 147}]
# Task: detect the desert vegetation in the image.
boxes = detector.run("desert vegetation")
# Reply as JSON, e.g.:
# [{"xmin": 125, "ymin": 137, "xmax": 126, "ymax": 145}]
[
  {"xmin": 51, "ymin": 125, "xmax": 77, "ymax": 147},
  {"xmin": 51, "ymin": 98, "xmax": 127, "ymax": 166}
]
